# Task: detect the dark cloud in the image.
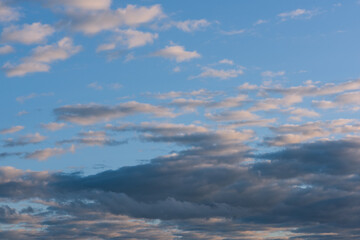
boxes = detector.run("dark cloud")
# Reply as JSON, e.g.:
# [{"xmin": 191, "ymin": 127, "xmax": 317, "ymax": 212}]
[
  {"xmin": 1, "ymin": 133, "xmax": 360, "ymax": 238},
  {"xmin": 54, "ymin": 101, "xmax": 176, "ymax": 125}
]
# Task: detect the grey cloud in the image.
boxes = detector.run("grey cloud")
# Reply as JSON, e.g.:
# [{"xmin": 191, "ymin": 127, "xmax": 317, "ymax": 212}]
[{"xmin": 54, "ymin": 101, "xmax": 176, "ymax": 125}]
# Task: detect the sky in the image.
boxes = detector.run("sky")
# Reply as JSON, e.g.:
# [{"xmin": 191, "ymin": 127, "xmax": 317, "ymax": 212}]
[{"xmin": 1, "ymin": 0, "xmax": 360, "ymax": 239}]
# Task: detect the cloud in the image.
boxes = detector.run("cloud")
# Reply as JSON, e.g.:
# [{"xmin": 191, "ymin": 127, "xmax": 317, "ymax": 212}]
[
  {"xmin": 3, "ymin": 37, "xmax": 81, "ymax": 77},
  {"xmin": 218, "ymin": 59, "xmax": 234, "ymax": 65},
  {"xmin": 115, "ymin": 29, "xmax": 158, "ymax": 49},
  {"xmin": 153, "ymin": 45, "xmax": 200, "ymax": 62},
  {"xmin": 253, "ymin": 19, "xmax": 267, "ymax": 25},
  {"xmin": 173, "ymin": 19, "xmax": 210, "ymax": 32},
  {"xmin": 263, "ymin": 120, "xmax": 359, "ymax": 146},
  {"xmin": 278, "ymin": 9, "xmax": 317, "ymax": 21},
  {"xmin": 0, "ymin": 45, "xmax": 13, "ymax": 54},
  {"xmin": 25, "ymin": 145, "xmax": 75, "ymax": 161},
  {"xmin": 87, "ymin": 82, "xmax": 103, "ymax": 90},
  {"xmin": 57, "ymin": 130, "xmax": 127, "ymax": 146},
  {"xmin": 191, "ymin": 67, "xmax": 243, "ymax": 80},
  {"xmin": 96, "ymin": 43, "xmax": 116, "ymax": 52},
  {"xmin": 1, "ymin": 23, "xmax": 54, "ymax": 45},
  {"xmin": 0, "ymin": 126, "xmax": 24, "ymax": 134},
  {"xmin": 3, "ymin": 133, "xmax": 46, "ymax": 147},
  {"xmin": 261, "ymin": 70, "xmax": 285, "ymax": 78},
  {"xmin": 287, "ymin": 107, "xmax": 320, "ymax": 121},
  {"xmin": 206, "ymin": 110, "xmax": 259, "ymax": 122},
  {"xmin": 54, "ymin": 101, "xmax": 176, "ymax": 125},
  {"xmin": 46, "ymin": 0, "xmax": 112, "ymax": 11},
  {"xmin": 41, "ymin": 122, "xmax": 66, "ymax": 131},
  {"xmin": 69, "ymin": 4, "xmax": 163, "ymax": 34},
  {"xmin": 220, "ymin": 29, "xmax": 246, "ymax": 35},
  {"xmin": 16, "ymin": 92, "xmax": 53, "ymax": 103},
  {"xmin": 0, "ymin": 2, "xmax": 20, "ymax": 22}
]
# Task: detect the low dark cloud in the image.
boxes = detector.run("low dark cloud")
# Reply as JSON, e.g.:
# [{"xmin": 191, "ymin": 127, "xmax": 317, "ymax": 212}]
[{"xmin": 1, "ymin": 133, "xmax": 360, "ymax": 238}]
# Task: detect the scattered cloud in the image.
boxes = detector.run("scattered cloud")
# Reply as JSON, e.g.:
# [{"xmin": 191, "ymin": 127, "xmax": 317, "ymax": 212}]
[
  {"xmin": 153, "ymin": 45, "xmax": 200, "ymax": 62},
  {"xmin": 0, "ymin": 126, "xmax": 24, "ymax": 134},
  {"xmin": 25, "ymin": 145, "xmax": 75, "ymax": 161},
  {"xmin": 0, "ymin": 45, "xmax": 14, "ymax": 54},
  {"xmin": 16, "ymin": 92, "xmax": 54, "ymax": 103},
  {"xmin": 0, "ymin": 2, "xmax": 20, "ymax": 22},
  {"xmin": 173, "ymin": 19, "xmax": 210, "ymax": 32},
  {"xmin": 3, "ymin": 37, "xmax": 81, "ymax": 77},
  {"xmin": 69, "ymin": 4, "xmax": 163, "ymax": 34},
  {"xmin": 115, "ymin": 29, "xmax": 158, "ymax": 49},
  {"xmin": 3, "ymin": 133, "xmax": 46, "ymax": 147},
  {"xmin": 278, "ymin": 9, "xmax": 317, "ymax": 21},
  {"xmin": 1, "ymin": 23, "xmax": 54, "ymax": 45},
  {"xmin": 220, "ymin": 29, "xmax": 246, "ymax": 35},
  {"xmin": 191, "ymin": 67, "xmax": 244, "ymax": 80},
  {"xmin": 218, "ymin": 59, "xmax": 234, "ymax": 65},
  {"xmin": 261, "ymin": 70, "xmax": 285, "ymax": 78},
  {"xmin": 41, "ymin": 122, "xmax": 66, "ymax": 131},
  {"xmin": 253, "ymin": 19, "xmax": 268, "ymax": 25},
  {"xmin": 54, "ymin": 101, "xmax": 176, "ymax": 125}
]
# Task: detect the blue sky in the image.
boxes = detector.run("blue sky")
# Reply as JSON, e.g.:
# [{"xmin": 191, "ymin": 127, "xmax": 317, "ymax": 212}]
[{"xmin": 1, "ymin": 0, "xmax": 360, "ymax": 239}]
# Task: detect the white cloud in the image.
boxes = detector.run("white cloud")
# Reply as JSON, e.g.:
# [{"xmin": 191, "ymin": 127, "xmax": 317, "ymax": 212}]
[
  {"xmin": 218, "ymin": 59, "xmax": 234, "ymax": 65},
  {"xmin": 16, "ymin": 92, "xmax": 53, "ymax": 103},
  {"xmin": 0, "ymin": 45, "xmax": 14, "ymax": 54},
  {"xmin": 25, "ymin": 145, "xmax": 75, "ymax": 161},
  {"xmin": 115, "ymin": 29, "xmax": 158, "ymax": 49},
  {"xmin": 70, "ymin": 4, "xmax": 163, "ymax": 34},
  {"xmin": 192, "ymin": 67, "xmax": 244, "ymax": 80},
  {"xmin": 4, "ymin": 37, "xmax": 81, "ymax": 77},
  {"xmin": 88, "ymin": 82, "xmax": 103, "ymax": 90},
  {"xmin": 173, "ymin": 19, "xmax": 210, "ymax": 32},
  {"xmin": 278, "ymin": 9, "xmax": 316, "ymax": 21},
  {"xmin": 261, "ymin": 71, "xmax": 285, "ymax": 78},
  {"xmin": 287, "ymin": 107, "xmax": 320, "ymax": 121},
  {"xmin": 0, "ymin": 126, "xmax": 24, "ymax": 134},
  {"xmin": 0, "ymin": 2, "xmax": 20, "ymax": 22},
  {"xmin": 51, "ymin": 0, "xmax": 111, "ymax": 11},
  {"xmin": 96, "ymin": 43, "xmax": 116, "ymax": 52},
  {"xmin": 153, "ymin": 45, "xmax": 200, "ymax": 62},
  {"xmin": 1, "ymin": 23, "xmax": 55, "ymax": 45},
  {"xmin": 254, "ymin": 19, "xmax": 267, "ymax": 25},
  {"xmin": 220, "ymin": 29, "xmax": 245, "ymax": 35},
  {"xmin": 41, "ymin": 122, "xmax": 66, "ymax": 131}
]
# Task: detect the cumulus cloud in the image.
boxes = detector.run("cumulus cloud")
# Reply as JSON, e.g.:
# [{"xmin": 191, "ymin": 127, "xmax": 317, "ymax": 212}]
[
  {"xmin": 0, "ymin": 2, "xmax": 20, "ymax": 22},
  {"xmin": 112, "ymin": 29, "xmax": 158, "ymax": 49},
  {"xmin": 153, "ymin": 45, "xmax": 200, "ymax": 62},
  {"xmin": 173, "ymin": 19, "xmax": 210, "ymax": 32},
  {"xmin": 69, "ymin": 4, "xmax": 163, "ymax": 34},
  {"xmin": 0, "ymin": 45, "xmax": 13, "ymax": 54},
  {"xmin": 3, "ymin": 37, "xmax": 81, "ymax": 77},
  {"xmin": 54, "ymin": 101, "xmax": 176, "ymax": 125},
  {"xmin": 218, "ymin": 59, "xmax": 234, "ymax": 65},
  {"xmin": 1, "ymin": 23, "xmax": 54, "ymax": 45}
]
